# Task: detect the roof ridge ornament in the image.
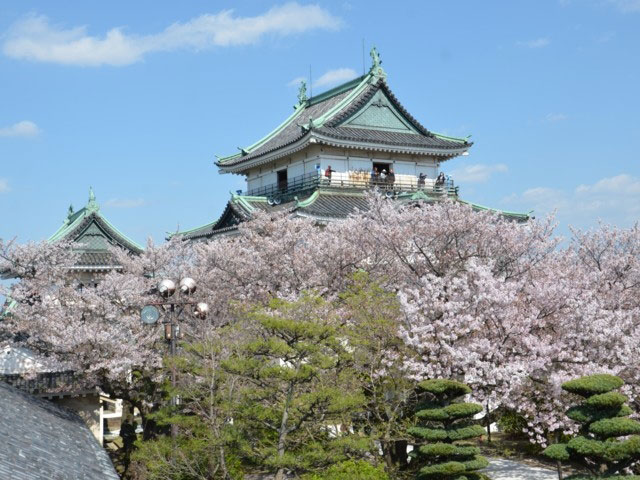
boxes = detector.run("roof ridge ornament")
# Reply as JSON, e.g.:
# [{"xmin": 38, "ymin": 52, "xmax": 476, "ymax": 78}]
[
  {"xmin": 369, "ymin": 46, "xmax": 386, "ymax": 79},
  {"xmin": 87, "ymin": 186, "xmax": 99, "ymax": 213},
  {"xmin": 296, "ymin": 80, "xmax": 308, "ymax": 107}
]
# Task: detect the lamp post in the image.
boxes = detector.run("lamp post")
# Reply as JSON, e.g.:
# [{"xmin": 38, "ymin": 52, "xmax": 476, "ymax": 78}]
[{"xmin": 140, "ymin": 277, "xmax": 208, "ymax": 434}]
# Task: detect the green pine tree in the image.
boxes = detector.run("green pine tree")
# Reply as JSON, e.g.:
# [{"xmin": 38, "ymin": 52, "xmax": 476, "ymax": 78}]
[
  {"xmin": 408, "ymin": 379, "xmax": 489, "ymax": 480},
  {"xmin": 543, "ymin": 374, "xmax": 640, "ymax": 479},
  {"xmin": 340, "ymin": 272, "xmax": 418, "ymax": 474},
  {"xmin": 131, "ymin": 334, "xmax": 242, "ymax": 480},
  {"xmin": 223, "ymin": 294, "xmax": 367, "ymax": 480}
]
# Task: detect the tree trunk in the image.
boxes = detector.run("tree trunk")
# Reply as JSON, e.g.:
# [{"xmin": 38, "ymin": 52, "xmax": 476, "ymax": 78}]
[
  {"xmin": 219, "ymin": 446, "xmax": 231, "ymax": 480},
  {"xmin": 275, "ymin": 381, "xmax": 295, "ymax": 480},
  {"xmin": 555, "ymin": 431, "xmax": 563, "ymax": 480},
  {"xmin": 486, "ymin": 402, "xmax": 492, "ymax": 444},
  {"xmin": 382, "ymin": 438, "xmax": 394, "ymax": 470}
]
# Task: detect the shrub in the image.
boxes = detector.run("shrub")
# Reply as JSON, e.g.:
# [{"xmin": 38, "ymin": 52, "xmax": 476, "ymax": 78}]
[
  {"xmin": 407, "ymin": 379, "xmax": 490, "ymax": 479},
  {"xmin": 302, "ymin": 459, "xmax": 389, "ymax": 480},
  {"xmin": 543, "ymin": 373, "xmax": 640, "ymax": 478},
  {"xmin": 497, "ymin": 410, "xmax": 528, "ymax": 437}
]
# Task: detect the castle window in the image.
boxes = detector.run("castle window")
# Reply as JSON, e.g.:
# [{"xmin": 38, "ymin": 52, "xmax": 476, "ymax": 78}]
[{"xmin": 277, "ymin": 169, "xmax": 288, "ymax": 191}]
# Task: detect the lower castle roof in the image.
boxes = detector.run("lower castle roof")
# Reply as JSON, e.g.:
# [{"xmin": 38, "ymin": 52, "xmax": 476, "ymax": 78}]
[{"xmin": 174, "ymin": 187, "xmax": 531, "ymax": 241}]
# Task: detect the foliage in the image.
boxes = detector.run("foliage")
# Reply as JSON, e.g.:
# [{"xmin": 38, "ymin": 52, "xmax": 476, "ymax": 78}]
[
  {"xmin": 340, "ymin": 272, "xmax": 418, "ymax": 473},
  {"xmin": 302, "ymin": 459, "xmax": 390, "ymax": 480},
  {"xmin": 222, "ymin": 295, "xmax": 368, "ymax": 480},
  {"xmin": 408, "ymin": 379, "xmax": 489, "ymax": 479},
  {"xmin": 130, "ymin": 332, "xmax": 240, "ymax": 479},
  {"xmin": 497, "ymin": 410, "xmax": 528, "ymax": 438},
  {"xmin": 563, "ymin": 375, "xmax": 625, "ymax": 398},
  {"xmin": 543, "ymin": 374, "xmax": 640, "ymax": 477}
]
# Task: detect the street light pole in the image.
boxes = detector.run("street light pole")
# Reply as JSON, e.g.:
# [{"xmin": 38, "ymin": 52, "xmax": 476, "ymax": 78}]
[{"xmin": 141, "ymin": 277, "xmax": 209, "ymax": 438}]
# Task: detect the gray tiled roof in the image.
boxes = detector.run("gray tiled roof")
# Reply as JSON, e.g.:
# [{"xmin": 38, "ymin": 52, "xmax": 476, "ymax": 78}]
[
  {"xmin": 0, "ymin": 382, "xmax": 119, "ymax": 480},
  {"xmin": 295, "ymin": 191, "xmax": 369, "ymax": 219},
  {"xmin": 314, "ymin": 126, "xmax": 468, "ymax": 150},
  {"xmin": 230, "ymin": 87, "xmax": 356, "ymax": 164},
  {"xmin": 178, "ymin": 202, "xmax": 249, "ymax": 241},
  {"xmin": 178, "ymin": 193, "xmax": 299, "ymax": 241},
  {"xmin": 77, "ymin": 251, "xmax": 119, "ymax": 267},
  {"xmin": 179, "ymin": 185, "xmax": 529, "ymax": 242},
  {"xmin": 217, "ymin": 76, "xmax": 471, "ymax": 169}
]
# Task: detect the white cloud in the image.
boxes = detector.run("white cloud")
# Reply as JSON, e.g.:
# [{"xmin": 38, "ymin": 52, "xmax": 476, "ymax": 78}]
[
  {"xmin": 575, "ymin": 174, "xmax": 640, "ymax": 195},
  {"xmin": 517, "ymin": 37, "xmax": 551, "ymax": 48},
  {"xmin": 0, "ymin": 120, "xmax": 40, "ymax": 137},
  {"xmin": 287, "ymin": 67, "xmax": 358, "ymax": 90},
  {"xmin": 313, "ymin": 67, "xmax": 357, "ymax": 88},
  {"xmin": 607, "ymin": 0, "xmax": 640, "ymax": 12},
  {"xmin": 3, "ymin": 4, "xmax": 342, "ymax": 67},
  {"xmin": 287, "ymin": 75, "xmax": 307, "ymax": 87},
  {"xmin": 504, "ymin": 186, "xmax": 568, "ymax": 216},
  {"xmin": 450, "ymin": 164, "xmax": 508, "ymax": 184},
  {"xmin": 0, "ymin": 179, "xmax": 9, "ymax": 193},
  {"xmin": 104, "ymin": 198, "xmax": 145, "ymax": 208},
  {"xmin": 503, "ymin": 173, "xmax": 640, "ymax": 228},
  {"xmin": 546, "ymin": 112, "xmax": 568, "ymax": 123}
]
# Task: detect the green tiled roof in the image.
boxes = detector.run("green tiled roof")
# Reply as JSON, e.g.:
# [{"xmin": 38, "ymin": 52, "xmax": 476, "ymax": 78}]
[
  {"xmin": 48, "ymin": 188, "xmax": 143, "ymax": 269},
  {"xmin": 177, "ymin": 186, "xmax": 531, "ymax": 241},
  {"xmin": 216, "ymin": 50, "xmax": 472, "ymax": 172}
]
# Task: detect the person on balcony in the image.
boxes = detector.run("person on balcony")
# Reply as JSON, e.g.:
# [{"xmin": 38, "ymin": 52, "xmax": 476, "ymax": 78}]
[
  {"xmin": 418, "ymin": 172, "xmax": 427, "ymax": 189},
  {"xmin": 324, "ymin": 165, "xmax": 336, "ymax": 185},
  {"xmin": 436, "ymin": 172, "xmax": 445, "ymax": 186},
  {"xmin": 370, "ymin": 167, "xmax": 379, "ymax": 186},
  {"xmin": 388, "ymin": 168, "xmax": 396, "ymax": 188}
]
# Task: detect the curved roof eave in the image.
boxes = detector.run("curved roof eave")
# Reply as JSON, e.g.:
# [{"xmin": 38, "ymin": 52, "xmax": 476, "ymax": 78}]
[
  {"xmin": 48, "ymin": 207, "xmax": 144, "ymax": 253},
  {"xmin": 215, "ymin": 73, "xmax": 374, "ymax": 168}
]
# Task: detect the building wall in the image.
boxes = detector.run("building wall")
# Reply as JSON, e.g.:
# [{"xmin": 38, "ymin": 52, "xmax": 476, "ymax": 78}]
[
  {"xmin": 54, "ymin": 394, "xmax": 103, "ymax": 443},
  {"xmin": 288, "ymin": 161, "xmax": 305, "ymax": 180}
]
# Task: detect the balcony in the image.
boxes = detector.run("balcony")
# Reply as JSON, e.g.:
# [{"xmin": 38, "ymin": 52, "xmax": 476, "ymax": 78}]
[{"xmin": 244, "ymin": 171, "xmax": 458, "ymax": 201}]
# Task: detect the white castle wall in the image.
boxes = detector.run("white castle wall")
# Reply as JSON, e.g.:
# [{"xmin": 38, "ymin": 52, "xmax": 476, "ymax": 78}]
[{"xmin": 243, "ymin": 145, "xmax": 442, "ymax": 193}]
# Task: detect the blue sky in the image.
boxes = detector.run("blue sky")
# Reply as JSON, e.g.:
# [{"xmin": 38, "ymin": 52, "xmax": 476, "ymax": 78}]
[{"xmin": 1, "ymin": 0, "xmax": 639, "ymax": 245}]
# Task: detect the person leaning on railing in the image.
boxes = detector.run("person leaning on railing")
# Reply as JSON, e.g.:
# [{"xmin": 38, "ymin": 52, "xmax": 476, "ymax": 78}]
[
  {"xmin": 324, "ymin": 165, "xmax": 336, "ymax": 185},
  {"xmin": 418, "ymin": 172, "xmax": 426, "ymax": 189}
]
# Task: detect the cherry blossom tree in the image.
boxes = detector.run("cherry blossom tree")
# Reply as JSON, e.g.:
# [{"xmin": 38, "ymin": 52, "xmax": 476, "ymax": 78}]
[{"xmin": 2, "ymin": 194, "xmax": 640, "ymax": 464}]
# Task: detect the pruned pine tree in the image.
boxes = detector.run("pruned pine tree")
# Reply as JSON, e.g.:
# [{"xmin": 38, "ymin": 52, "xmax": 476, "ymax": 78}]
[
  {"xmin": 408, "ymin": 379, "xmax": 489, "ymax": 480},
  {"xmin": 222, "ymin": 295, "xmax": 367, "ymax": 480},
  {"xmin": 543, "ymin": 374, "xmax": 640, "ymax": 479}
]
